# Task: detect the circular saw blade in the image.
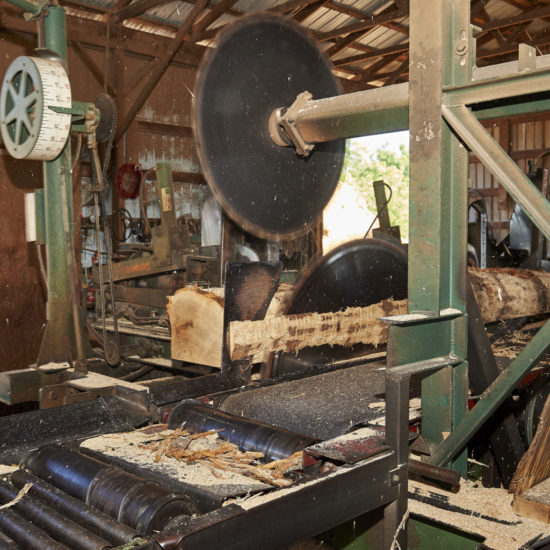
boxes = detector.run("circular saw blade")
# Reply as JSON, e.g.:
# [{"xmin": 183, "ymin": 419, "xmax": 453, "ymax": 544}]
[
  {"xmin": 194, "ymin": 14, "xmax": 345, "ymax": 240},
  {"xmin": 266, "ymin": 237, "xmax": 408, "ymax": 377}
]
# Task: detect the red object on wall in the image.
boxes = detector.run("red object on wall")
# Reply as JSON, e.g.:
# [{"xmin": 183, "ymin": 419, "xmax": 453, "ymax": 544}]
[{"xmin": 116, "ymin": 163, "xmax": 142, "ymax": 199}]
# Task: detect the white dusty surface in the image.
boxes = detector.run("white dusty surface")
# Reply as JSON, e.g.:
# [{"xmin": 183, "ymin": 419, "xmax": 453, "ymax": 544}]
[{"xmin": 409, "ymin": 478, "xmax": 550, "ymax": 549}]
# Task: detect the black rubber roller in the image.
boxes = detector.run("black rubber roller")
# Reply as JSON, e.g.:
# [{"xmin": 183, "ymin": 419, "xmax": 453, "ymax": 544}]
[
  {"xmin": 168, "ymin": 402, "xmax": 317, "ymax": 461},
  {"xmin": 24, "ymin": 445, "xmax": 197, "ymax": 534}
]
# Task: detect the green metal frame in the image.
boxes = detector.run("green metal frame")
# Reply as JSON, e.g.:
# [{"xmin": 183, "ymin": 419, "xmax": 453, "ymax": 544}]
[
  {"xmin": 2, "ymin": 0, "xmax": 95, "ymax": 365},
  {"xmin": 392, "ymin": 0, "xmax": 550, "ymax": 473}
]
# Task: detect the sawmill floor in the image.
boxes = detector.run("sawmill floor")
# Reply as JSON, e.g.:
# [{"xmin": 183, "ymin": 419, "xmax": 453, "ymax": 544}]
[{"xmin": 409, "ymin": 478, "xmax": 550, "ymax": 549}]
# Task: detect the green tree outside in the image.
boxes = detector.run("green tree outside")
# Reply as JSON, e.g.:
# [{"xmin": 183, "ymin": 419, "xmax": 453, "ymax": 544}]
[{"xmin": 341, "ymin": 140, "xmax": 410, "ymax": 241}]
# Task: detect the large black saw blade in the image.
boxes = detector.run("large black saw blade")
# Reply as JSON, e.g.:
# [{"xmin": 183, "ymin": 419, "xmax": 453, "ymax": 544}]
[
  {"xmin": 266, "ymin": 237, "xmax": 408, "ymax": 377},
  {"xmin": 194, "ymin": 14, "xmax": 345, "ymax": 239}
]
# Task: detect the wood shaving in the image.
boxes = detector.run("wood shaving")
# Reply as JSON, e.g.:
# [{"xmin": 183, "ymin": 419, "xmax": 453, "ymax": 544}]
[
  {"xmin": 143, "ymin": 429, "xmax": 298, "ymax": 488},
  {"xmin": 83, "ymin": 426, "xmax": 299, "ymax": 491},
  {"xmin": 0, "ymin": 483, "xmax": 32, "ymax": 510},
  {"xmin": 492, "ymin": 328, "xmax": 550, "ymax": 365}
]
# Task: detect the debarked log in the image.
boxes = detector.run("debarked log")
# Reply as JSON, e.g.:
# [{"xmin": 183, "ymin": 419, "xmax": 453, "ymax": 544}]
[{"xmin": 228, "ymin": 267, "xmax": 550, "ymax": 360}]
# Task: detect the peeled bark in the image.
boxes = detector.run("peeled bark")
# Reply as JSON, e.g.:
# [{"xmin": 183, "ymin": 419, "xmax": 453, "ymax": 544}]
[{"xmin": 229, "ymin": 300, "xmax": 408, "ymax": 361}]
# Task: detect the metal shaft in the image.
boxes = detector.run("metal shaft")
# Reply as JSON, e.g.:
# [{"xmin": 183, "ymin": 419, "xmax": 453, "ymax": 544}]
[
  {"xmin": 285, "ymin": 83, "xmax": 409, "ymax": 144},
  {"xmin": 0, "ymin": 506, "xmax": 69, "ymax": 550},
  {"xmin": 0, "ymin": 530, "xmax": 18, "ymax": 550},
  {"xmin": 0, "ymin": 479, "xmax": 111, "ymax": 550},
  {"xmin": 10, "ymin": 469, "xmax": 137, "ymax": 546},
  {"xmin": 271, "ymin": 60, "xmax": 550, "ymax": 151},
  {"xmin": 408, "ymin": 459, "xmax": 460, "ymax": 486}
]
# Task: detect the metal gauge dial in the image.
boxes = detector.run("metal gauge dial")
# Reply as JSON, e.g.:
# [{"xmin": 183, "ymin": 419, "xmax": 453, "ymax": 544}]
[{"xmin": 0, "ymin": 56, "xmax": 71, "ymax": 160}]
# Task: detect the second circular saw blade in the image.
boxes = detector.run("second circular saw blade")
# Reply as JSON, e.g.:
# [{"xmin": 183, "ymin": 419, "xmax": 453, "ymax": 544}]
[{"xmin": 266, "ymin": 237, "xmax": 408, "ymax": 377}]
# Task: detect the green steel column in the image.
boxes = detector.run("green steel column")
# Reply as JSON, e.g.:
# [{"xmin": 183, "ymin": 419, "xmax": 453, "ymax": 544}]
[
  {"xmin": 406, "ymin": 0, "xmax": 471, "ymax": 472},
  {"xmin": 37, "ymin": 5, "xmax": 83, "ymax": 363}
]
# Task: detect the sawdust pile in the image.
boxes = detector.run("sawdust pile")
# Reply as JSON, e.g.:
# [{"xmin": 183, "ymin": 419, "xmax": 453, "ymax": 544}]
[{"xmin": 409, "ymin": 478, "xmax": 550, "ymax": 549}]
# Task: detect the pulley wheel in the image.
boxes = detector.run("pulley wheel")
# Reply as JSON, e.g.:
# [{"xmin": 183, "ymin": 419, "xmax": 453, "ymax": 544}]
[
  {"xmin": 266, "ymin": 237, "xmax": 408, "ymax": 377},
  {"xmin": 194, "ymin": 14, "xmax": 345, "ymax": 239},
  {"xmin": 0, "ymin": 56, "xmax": 71, "ymax": 160},
  {"xmin": 94, "ymin": 92, "xmax": 117, "ymax": 143}
]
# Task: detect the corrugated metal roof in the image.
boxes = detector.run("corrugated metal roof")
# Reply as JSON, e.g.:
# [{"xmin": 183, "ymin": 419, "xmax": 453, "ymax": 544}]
[{"xmin": 54, "ymin": 0, "xmax": 550, "ymax": 88}]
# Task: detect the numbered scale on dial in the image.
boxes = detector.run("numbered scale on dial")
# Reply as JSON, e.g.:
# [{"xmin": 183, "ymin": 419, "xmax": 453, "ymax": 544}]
[{"xmin": 0, "ymin": 56, "xmax": 72, "ymax": 161}]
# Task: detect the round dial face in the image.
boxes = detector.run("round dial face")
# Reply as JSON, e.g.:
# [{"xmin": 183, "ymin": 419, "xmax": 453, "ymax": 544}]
[{"xmin": 0, "ymin": 56, "xmax": 72, "ymax": 161}]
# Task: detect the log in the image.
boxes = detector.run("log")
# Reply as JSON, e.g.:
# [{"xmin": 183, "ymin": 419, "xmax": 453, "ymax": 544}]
[
  {"xmin": 228, "ymin": 267, "xmax": 550, "ymax": 361},
  {"xmin": 251, "ymin": 283, "xmax": 294, "ymax": 364},
  {"xmin": 168, "ymin": 286, "xmax": 225, "ymax": 367},
  {"xmin": 169, "ymin": 268, "xmax": 550, "ymax": 364},
  {"xmin": 168, "ymin": 284, "xmax": 294, "ymax": 367},
  {"xmin": 469, "ymin": 267, "xmax": 550, "ymax": 322}
]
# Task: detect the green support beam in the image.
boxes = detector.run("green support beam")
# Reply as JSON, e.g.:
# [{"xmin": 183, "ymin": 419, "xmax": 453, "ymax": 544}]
[
  {"xmin": 429, "ymin": 317, "xmax": 550, "ymax": 466},
  {"xmin": 36, "ymin": 5, "xmax": 88, "ymax": 364},
  {"xmin": 398, "ymin": 0, "xmax": 471, "ymax": 474}
]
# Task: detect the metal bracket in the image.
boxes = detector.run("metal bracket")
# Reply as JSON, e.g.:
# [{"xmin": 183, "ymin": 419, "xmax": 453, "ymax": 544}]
[
  {"xmin": 278, "ymin": 91, "xmax": 316, "ymax": 157},
  {"xmin": 389, "ymin": 464, "xmax": 407, "ymax": 486}
]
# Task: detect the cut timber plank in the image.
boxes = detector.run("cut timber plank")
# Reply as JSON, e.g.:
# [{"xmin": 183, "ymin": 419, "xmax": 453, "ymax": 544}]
[
  {"xmin": 513, "ymin": 477, "xmax": 550, "ymax": 523},
  {"xmin": 168, "ymin": 287, "xmax": 225, "ymax": 367},
  {"xmin": 66, "ymin": 371, "xmax": 148, "ymax": 392},
  {"xmin": 510, "ymin": 393, "xmax": 550, "ymax": 495}
]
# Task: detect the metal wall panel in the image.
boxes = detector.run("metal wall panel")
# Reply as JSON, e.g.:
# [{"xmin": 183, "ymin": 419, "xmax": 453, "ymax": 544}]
[{"xmin": 469, "ymin": 113, "xmax": 550, "ymax": 244}]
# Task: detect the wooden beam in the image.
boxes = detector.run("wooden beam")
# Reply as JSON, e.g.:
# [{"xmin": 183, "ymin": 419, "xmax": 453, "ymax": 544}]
[
  {"xmin": 315, "ymin": 6, "xmax": 407, "ymax": 42},
  {"xmin": 112, "ymin": 0, "xmax": 172, "ymax": 23},
  {"xmin": 115, "ymin": 0, "xmax": 209, "ymax": 141},
  {"xmin": 477, "ymin": 34, "xmax": 550, "ymax": 61},
  {"xmin": 188, "ymin": 0, "xmax": 238, "ymax": 42},
  {"xmin": 271, "ymin": 0, "xmax": 326, "ymax": 14},
  {"xmin": 355, "ymin": 52, "xmax": 402, "ymax": 84},
  {"xmin": 1, "ymin": 5, "xmax": 206, "ymax": 68},
  {"xmin": 326, "ymin": 29, "xmax": 374, "ymax": 58},
  {"xmin": 501, "ymin": 0, "xmax": 533, "ymax": 10},
  {"xmin": 292, "ymin": 0, "xmax": 328, "ymax": 23},
  {"xmin": 333, "ymin": 42, "xmax": 409, "ymax": 67},
  {"xmin": 72, "ymin": 41, "xmax": 117, "ymax": 97},
  {"xmin": 383, "ymin": 55, "xmax": 408, "ymax": 87},
  {"xmin": 478, "ymin": 5, "xmax": 550, "ymax": 34}
]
